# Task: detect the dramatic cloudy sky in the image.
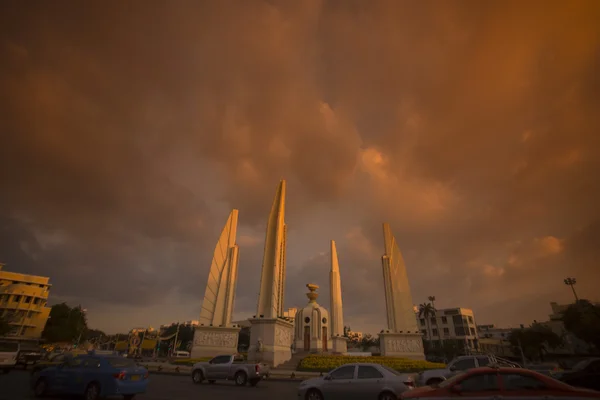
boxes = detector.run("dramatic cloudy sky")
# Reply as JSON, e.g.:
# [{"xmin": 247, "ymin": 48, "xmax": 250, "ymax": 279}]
[{"xmin": 1, "ymin": 1, "xmax": 599, "ymax": 334}]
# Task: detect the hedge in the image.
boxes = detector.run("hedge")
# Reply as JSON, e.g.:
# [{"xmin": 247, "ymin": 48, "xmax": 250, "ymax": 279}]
[{"xmin": 297, "ymin": 354, "xmax": 446, "ymax": 372}]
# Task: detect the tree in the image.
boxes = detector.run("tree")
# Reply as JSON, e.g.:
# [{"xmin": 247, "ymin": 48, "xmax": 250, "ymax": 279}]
[
  {"xmin": 428, "ymin": 296, "xmax": 442, "ymax": 346},
  {"xmin": 508, "ymin": 323, "xmax": 563, "ymax": 362},
  {"xmin": 42, "ymin": 303, "xmax": 88, "ymax": 343},
  {"xmin": 360, "ymin": 334, "xmax": 379, "ymax": 351},
  {"xmin": 563, "ymin": 299, "xmax": 600, "ymax": 351},
  {"xmin": 419, "ymin": 303, "xmax": 436, "ymax": 348},
  {"xmin": 0, "ymin": 314, "xmax": 10, "ymax": 336}
]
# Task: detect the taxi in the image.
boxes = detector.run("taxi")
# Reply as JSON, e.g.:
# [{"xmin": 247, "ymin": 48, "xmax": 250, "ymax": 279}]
[
  {"xmin": 31, "ymin": 353, "xmax": 149, "ymax": 400},
  {"xmin": 30, "ymin": 349, "xmax": 88, "ymax": 374}
]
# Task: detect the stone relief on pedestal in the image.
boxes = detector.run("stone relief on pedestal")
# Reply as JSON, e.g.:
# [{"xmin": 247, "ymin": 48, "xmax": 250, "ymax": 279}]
[
  {"xmin": 194, "ymin": 331, "xmax": 237, "ymax": 348},
  {"xmin": 275, "ymin": 326, "xmax": 292, "ymax": 347},
  {"xmin": 386, "ymin": 338, "xmax": 423, "ymax": 353}
]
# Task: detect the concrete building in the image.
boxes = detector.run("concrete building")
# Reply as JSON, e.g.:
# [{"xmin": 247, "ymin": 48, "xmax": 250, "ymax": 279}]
[
  {"xmin": 417, "ymin": 307, "xmax": 480, "ymax": 351},
  {"xmin": 477, "ymin": 324, "xmax": 515, "ymax": 357},
  {"xmin": 0, "ymin": 264, "xmax": 51, "ymax": 340},
  {"xmin": 379, "ymin": 223, "xmax": 425, "ymax": 359}
]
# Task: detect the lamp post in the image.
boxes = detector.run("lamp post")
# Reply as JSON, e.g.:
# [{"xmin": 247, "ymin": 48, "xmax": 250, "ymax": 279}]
[{"xmin": 563, "ymin": 277, "xmax": 579, "ymax": 302}]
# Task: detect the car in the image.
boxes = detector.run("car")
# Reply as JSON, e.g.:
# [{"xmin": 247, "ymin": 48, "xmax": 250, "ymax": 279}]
[
  {"xmin": 298, "ymin": 363, "xmax": 415, "ymax": 400},
  {"xmin": 31, "ymin": 354, "xmax": 149, "ymax": 400},
  {"xmin": 16, "ymin": 344, "xmax": 43, "ymax": 369},
  {"xmin": 191, "ymin": 354, "xmax": 270, "ymax": 387},
  {"xmin": 557, "ymin": 357, "xmax": 600, "ymax": 391},
  {"xmin": 417, "ymin": 354, "xmax": 519, "ymax": 386},
  {"xmin": 0, "ymin": 340, "xmax": 19, "ymax": 374},
  {"xmin": 401, "ymin": 366, "xmax": 600, "ymax": 399},
  {"xmin": 30, "ymin": 349, "xmax": 88, "ymax": 375}
]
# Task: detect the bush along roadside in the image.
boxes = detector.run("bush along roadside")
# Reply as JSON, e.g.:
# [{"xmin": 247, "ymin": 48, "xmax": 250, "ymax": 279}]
[{"xmin": 297, "ymin": 355, "xmax": 446, "ymax": 373}]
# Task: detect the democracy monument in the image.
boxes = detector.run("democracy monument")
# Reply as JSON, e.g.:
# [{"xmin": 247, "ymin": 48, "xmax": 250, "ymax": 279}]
[{"xmin": 190, "ymin": 179, "xmax": 425, "ymax": 366}]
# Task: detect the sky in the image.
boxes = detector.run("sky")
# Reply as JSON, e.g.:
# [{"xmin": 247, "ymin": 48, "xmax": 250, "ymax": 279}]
[{"xmin": 1, "ymin": 1, "xmax": 599, "ymax": 335}]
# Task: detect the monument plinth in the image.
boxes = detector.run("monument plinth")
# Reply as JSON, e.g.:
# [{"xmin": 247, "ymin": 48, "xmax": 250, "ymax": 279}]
[
  {"xmin": 190, "ymin": 325, "xmax": 241, "ymax": 358},
  {"xmin": 247, "ymin": 317, "xmax": 294, "ymax": 367},
  {"xmin": 378, "ymin": 223, "xmax": 425, "ymax": 359}
]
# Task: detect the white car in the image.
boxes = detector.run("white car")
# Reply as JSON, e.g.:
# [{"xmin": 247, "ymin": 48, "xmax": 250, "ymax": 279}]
[{"xmin": 0, "ymin": 340, "xmax": 19, "ymax": 374}]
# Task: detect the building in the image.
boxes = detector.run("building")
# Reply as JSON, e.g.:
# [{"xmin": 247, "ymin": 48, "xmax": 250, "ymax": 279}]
[
  {"xmin": 416, "ymin": 307, "xmax": 479, "ymax": 351},
  {"xmin": 477, "ymin": 324, "xmax": 515, "ymax": 357},
  {"xmin": 0, "ymin": 263, "xmax": 51, "ymax": 340}
]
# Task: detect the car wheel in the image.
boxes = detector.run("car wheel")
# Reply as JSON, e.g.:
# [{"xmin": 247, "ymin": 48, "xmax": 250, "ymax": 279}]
[
  {"xmin": 84, "ymin": 383, "xmax": 101, "ymax": 400},
  {"xmin": 378, "ymin": 391, "xmax": 397, "ymax": 400},
  {"xmin": 426, "ymin": 378, "xmax": 443, "ymax": 386},
  {"xmin": 192, "ymin": 369, "xmax": 204, "ymax": 384},
  {"xmin": 33, "ymin": 378, "xmax": 48, "ymax": 398},
  {"xmin": 234, "ymin": 371, "xmax": 247, "ymax": 386},
  {"xmin": 305, "ymin": 389, "xmax": 324, "ymax": 400}
]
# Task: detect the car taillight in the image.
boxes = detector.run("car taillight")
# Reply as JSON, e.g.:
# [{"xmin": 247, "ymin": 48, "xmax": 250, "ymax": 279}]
[
  {"xmin": 404, "ymin": 381, "xmax": 415, "ymax": 389},
  {"xmin": 255, "ymin": 364, "xmax": 259, "ymax": 374},
  {"xmin": 113, "ymin": 371, "xmax": 126, "ymax": 380},
  {"xmin": 144, "ymin": 371, "xmax": 149, "ymax": 379}
]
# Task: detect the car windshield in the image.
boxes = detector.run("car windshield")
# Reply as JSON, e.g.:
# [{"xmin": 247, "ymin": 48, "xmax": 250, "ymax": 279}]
[
  {"xmin": 107, "ymin": 358, "xmax": 137, "ymax": 368},
  {"xmin": 0, "ymin": 342, "xmax": 19, "ymax": 352},
  {"xmin": 438, "ymin": 372, "xmax": 467, "ymax": 388}
]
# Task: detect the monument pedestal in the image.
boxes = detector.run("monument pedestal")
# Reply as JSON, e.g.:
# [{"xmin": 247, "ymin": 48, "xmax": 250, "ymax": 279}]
[
  {"xmin": 331, "ymin": 336, "xmax": 348, "ymax": 354},
  {"xmin": 190, "ymin": 326, "xmax": 240, "ymax": 359},
  {"xmin": 247, "ymin": 318, "xmax": 294, "ymax": 368},
  {"xmin": 378, "ymin": 332, "xmax": 425, "ymax": 360}
]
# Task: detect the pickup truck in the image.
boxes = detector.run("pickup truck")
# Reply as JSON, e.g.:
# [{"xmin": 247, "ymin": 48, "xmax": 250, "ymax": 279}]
[
  {"xmin": 16, "ymin": 345, "xmax": 43, "ymax": 369},
  {"xmin": 191, "ymin": 354, "xmax": 270, "ymax": 387},
  {"xmin": 418, "ymin": 354, "xmax": 520, "ymax": 386}
]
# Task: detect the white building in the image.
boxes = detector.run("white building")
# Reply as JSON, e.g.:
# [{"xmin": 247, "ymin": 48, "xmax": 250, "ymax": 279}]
[{"xmin": 416, "ymin": 307, "xmax": 479, "ymax": 350}]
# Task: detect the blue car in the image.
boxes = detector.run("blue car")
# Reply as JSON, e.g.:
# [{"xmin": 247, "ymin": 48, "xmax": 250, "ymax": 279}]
[{"xmin": 31, "ymin": 354, "xmax": 149, "ymax": 399}]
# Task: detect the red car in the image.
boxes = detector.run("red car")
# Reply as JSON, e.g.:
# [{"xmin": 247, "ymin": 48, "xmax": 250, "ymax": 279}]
[{"xmin": 402, "ymin": 366, "xmax": 600, "ymax": 399}]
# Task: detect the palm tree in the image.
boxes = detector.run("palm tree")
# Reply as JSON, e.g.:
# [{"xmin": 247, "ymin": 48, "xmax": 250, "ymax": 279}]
[
  {"xmin": 563, "ymin": 277, "xmax": 579, "ymax": 302},
  {"xmin": 428, "ymin": 295, "xmax": 442, "ymax": 347},
  {"xmin": 419, "ymin": 303, "xmax": 435, "ymax": 348}
]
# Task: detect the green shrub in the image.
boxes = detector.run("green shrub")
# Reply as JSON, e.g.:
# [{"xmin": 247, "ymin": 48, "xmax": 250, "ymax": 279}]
[{"xmin": 297, "ymin": 354, "xmax": 446, "ymax": 372}]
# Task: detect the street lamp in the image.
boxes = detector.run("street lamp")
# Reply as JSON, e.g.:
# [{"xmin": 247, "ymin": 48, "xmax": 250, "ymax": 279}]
[{"xmin": 563, "ymin": 277, "xmax": 579, "ymax": 302}]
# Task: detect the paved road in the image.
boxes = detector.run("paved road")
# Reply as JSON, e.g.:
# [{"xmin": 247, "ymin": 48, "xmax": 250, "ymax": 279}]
[{"xmin": 1, "ymin": 370, "xmax": 299, "ymax": 400}]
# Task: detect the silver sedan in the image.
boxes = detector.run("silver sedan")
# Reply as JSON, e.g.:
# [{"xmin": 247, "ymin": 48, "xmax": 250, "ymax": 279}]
[{"xmin": 297, "ymin": 363, "xmax": 415, "ymax": 400}]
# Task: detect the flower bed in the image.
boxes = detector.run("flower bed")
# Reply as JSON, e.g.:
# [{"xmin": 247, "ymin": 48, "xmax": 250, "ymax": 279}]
[
  {"xmin": 297, "ymin": 354, "xmax": 446, "ymax": 372},
  {"xmin": 171, "ymin": 357, "xmax": 212, "ymax": 366}
]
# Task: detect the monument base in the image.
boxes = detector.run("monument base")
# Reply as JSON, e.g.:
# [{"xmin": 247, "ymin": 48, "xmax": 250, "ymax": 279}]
[
  {"xmin": 247, "ymin": 318, "xmax": 294, "ymax": 368},
  {"xmin": 331, "ymin": 336, "xmax": 348, "ymax": 354},
  {"xmin": 378, "ymin": 332, "xmax": 426, "ymax": 360},
  {"xmin": 190, "ymin": 326, "xmax": 240, "ymax": 359}
]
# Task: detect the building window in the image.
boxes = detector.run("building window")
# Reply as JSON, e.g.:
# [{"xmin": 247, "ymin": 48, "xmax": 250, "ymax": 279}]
[
  {"xmin": 441, "ymin": 316, "xmax": 447, "ymax": 324},
  {"xmin": 452, "ymin": 315, "xmax": 463, "ymax": 325},
  {"xmin": 24, "ymin": 296, "xmax": 32, "ymax": 304},
  {"xmin": 470, "ymin": 327, "xmax": 476, "ymax": 336},
  {"xmin": 455, "ymin": 327, "xmax": 467, "ymax": 336},
  {"xmin": 432, "ymin": 329, "xmax": 439, "ymax": 336},
  {"xmin": 13, "ymin": 295, "xmax": 22, "ymax": 303},
  {"xmin": 430, "ymin": 318, "xmax": 437, "ymax": 325},
  {"xmin": 468, "ymin": 316, "xmax": 474, "ymax": 324},
  {"xmin": 443, "ymin": 328, "xmax": 450, "ymax": 336},
  {"xmin": 421, "ymin": 329, "xmax": 427, "ymax": 335},
  {"xmin": 420, "ymin": 318, "xmax": 425, "ymax": 326}
]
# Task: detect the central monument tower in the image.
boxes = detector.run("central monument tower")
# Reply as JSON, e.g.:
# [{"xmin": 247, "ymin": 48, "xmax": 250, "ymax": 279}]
[{"xmin": 247, "ymin": 180, "xmax": 294, "ymax": 367}]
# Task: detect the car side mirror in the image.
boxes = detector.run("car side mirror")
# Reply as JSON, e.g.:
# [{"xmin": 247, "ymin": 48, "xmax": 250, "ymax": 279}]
[
  {"xmin": 449, "ymin": 366, "xmax": 457, "ymax": 372},
  {"xmin": 450, "ymin": 385, "xmax": 462, "ymax": 393},
  {"xmin": 324, "ymin": 375, "xmax": 332, "ymax": 381}
]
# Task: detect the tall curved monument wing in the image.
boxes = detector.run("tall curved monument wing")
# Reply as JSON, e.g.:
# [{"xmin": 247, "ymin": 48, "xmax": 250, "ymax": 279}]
[
  {"xmin": 198, "ymin": 209, "xmax": 240, "ymax": 327},
  {"xmin": 256, "ymin": 180, "xmax": 287, "ymax": 318},
  {"xmin": 381, "ymin": 223, "xmax": 419, "ymax": 333},
  {"xmin": 329, "ymin": 240, "xmax": 344, "ymax": 337}
]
